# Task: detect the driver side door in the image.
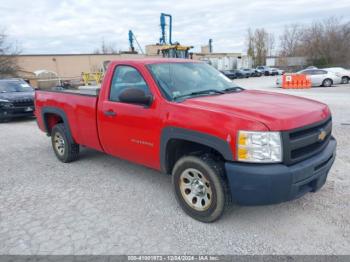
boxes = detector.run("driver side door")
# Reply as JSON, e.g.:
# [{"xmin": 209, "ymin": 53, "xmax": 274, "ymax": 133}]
[{"xmin": 98, "ymin": 65, "xmax": 161, "ymax": 169}]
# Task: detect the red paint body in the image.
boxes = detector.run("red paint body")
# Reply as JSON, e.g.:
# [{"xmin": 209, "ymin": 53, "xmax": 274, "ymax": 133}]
[{"xmin": 35, "ymin": 59, "xmax": 331, "ymax": 171}]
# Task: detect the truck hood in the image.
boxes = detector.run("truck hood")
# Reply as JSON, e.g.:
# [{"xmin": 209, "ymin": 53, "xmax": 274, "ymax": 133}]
[{"xmin": 183, "ymin": 90, "xmax": 330, "ymax": 131}]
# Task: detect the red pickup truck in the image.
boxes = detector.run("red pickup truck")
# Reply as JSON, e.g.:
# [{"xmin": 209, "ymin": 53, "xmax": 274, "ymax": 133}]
[{"xmin": 35, "ymin": 58, "xmax": 336, "ymax": 222}]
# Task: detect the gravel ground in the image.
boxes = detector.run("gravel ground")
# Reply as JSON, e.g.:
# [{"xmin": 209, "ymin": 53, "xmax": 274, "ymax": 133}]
[{"xmin": 0, "ymin": 76, "xmax": 349, "ymax": 255}]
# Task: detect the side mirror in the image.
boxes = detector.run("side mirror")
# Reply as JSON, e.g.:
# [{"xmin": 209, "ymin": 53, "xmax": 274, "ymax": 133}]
[{"xmin": 119, "ymin": 88, "xmax": 153, "ymax": 107}]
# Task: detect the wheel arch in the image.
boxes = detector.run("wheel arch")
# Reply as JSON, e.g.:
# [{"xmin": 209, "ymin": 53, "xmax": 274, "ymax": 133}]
[
  {"xmin": 341, "ymin": 76, "xmax": 350, "ymax": 83},
  {"xmin": 160, "ymin": 127, "xmax": 233, "ymax": 174},
  {"xmin": 41, "ymin": 107, "xmax": 74, "ymax": 143}
]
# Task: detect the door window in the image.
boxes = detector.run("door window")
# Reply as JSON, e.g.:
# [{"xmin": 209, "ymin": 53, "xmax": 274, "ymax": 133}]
[
  {"xmin": 301, "ymin": 70, "xmax": 313, "ymax": 75},
  {"xmin": 317, "ymin": 70, "xmax": 327, "ymax": 75},
  {"xmin": 109, "ymin": 66, "xmax": 151, "ymax": 102}
]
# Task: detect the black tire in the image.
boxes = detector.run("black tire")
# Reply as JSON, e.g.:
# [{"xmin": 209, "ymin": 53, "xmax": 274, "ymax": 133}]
[
  {"xmin": 341, "ymin": 76, "xmax": 349, "ymax": 84},
  {"xmin": 51, "ymin": 123, "xmax": 79, "ymax": 163},
  {"xmin": 172, "ymin": 154, "xmax": 228, "ymax": 223},
  {"xmin": 322, "ymin": 78, "xmax": 333, "ymax": 87}
]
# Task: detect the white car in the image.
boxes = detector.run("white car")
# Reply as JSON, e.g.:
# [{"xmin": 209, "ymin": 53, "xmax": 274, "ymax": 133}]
[
  {"xmin": 276, "ymin": 69, "xmax": 342, "ymax": 87},
  {"xmin": 324, "ymin": 67, "xmax": 350, "ymax": 84},
  {"xmin": 256, "ymin": 66, "xmax": 275, "ymax": 76},
  {"xmin": 271, "ymin": 68, "xmax": 285, "ymax": 75}
]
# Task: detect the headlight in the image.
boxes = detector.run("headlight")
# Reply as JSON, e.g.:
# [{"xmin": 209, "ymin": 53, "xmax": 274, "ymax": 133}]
[{"xmin": 237, "ymin": 131, "xmax": 282, "ymax": 163}]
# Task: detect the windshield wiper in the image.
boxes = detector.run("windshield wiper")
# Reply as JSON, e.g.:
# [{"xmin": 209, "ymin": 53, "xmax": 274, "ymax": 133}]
[
  {"xmin": 174, "ymin": 89, "xmax": 225, "ymax": 100},
  {"xmin": 223, "ymin": 86, "xmax": 244, "ymax": 93},
  {"xmin": 189, "ymin": 89, "xmax": 225, "ymax": 95}
]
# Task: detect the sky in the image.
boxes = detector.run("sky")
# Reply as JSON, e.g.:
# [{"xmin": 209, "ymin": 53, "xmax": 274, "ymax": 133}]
[{"xmin": 1, "ymin": 0, "xmax": 350, "ymax": 54}]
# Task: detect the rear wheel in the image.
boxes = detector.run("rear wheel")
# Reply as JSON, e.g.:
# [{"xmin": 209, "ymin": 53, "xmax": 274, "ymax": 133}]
[
  {"xmin": 51, "ymin": 123, "xmax": 79, "ymax": 163},
  {"xmin": 341, "ymin": 76, "xmax": 349, "ymax": 84},
  {"xmin": 322, "ymin": 78, "xmax": 333, "ymax": 87},
  {"xmin": 172, "ymin": 154, "xmax": 228, "ymax": 223}
]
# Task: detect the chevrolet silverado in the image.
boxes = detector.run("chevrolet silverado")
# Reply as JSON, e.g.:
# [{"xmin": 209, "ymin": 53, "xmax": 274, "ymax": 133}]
[{"xmin": 35, "ymin": 59, "xmax": 336, "ymax": 222}]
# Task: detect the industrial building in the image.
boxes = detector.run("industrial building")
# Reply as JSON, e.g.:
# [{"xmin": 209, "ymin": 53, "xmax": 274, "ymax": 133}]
[{"xmin": 15, "ymin": 53, "xmax": 145, "ymax": 80}]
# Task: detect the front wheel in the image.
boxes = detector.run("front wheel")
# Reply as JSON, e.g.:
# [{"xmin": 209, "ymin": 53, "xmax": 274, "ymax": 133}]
[
  {"xmin": 51, "ymin": 123, "xmax": 79, "ymax": 163},
  {"xmin": 172, "ymin": 155, "xmax": 228, "ymax": 223},
  {"xmin": 322, "ymin": 78, "xmax": 333, "ymax": 87}
]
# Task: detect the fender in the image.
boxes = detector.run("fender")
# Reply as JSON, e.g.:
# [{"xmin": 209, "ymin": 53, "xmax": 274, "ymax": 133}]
[
  {"xmin": 160, "ymin": 126, "xmax": 233, "ymax": 173},
  {"xmin": 41, "ymin": 106, "xmax": 74, "ymax": 144}
]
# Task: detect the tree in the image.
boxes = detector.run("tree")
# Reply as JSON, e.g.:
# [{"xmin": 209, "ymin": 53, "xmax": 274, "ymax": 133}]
[
  {"xmin": 268, "ymin": 33, "xmax": 275, "ymax": 57},
  {"xmin": 93, "ymin": 39, "xmax": 118, "ymax": 54},
  {"xmin": 0, "ymin": 31, "xmax": 20, "ymax": 77},
  {"xmin": 300, "ymin": 17, "xmax": 350, "ymax": 66},
  {"xmin": 278, "ymin": 18, "xmax": 350, "ymax": 67},
  {"xmin": 246, "ymin": 28, "xmax": 273, "ymax": 66},
  {"xmin": 246, "ymin": 28, "xmax": 255, "ymax": 59},
  {"xmin": 279, "ymin": 24, "xmax": 302, "ymax": 57}
]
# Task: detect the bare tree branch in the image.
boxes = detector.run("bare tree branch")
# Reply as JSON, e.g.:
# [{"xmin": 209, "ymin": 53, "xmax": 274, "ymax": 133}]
[
  {"xmin": 0, "ymin": 30, "xmax": 21, "ymax": 77},
  {"xmin": 246, "ymin": 28, "xmax": 273, "ymax": 66},
  {"xmin": 278, "ymin": 17, "xmax": 350, "ymax": 67},
  {"xmin": 93, "ymin": 39, "xmax": 118, "ymax": 54}
]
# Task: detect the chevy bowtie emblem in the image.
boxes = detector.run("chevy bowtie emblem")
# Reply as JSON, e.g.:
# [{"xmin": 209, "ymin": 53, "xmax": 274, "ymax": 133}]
[{"xmin": 318, "ymin": 130, "xmax": 327, "ymax": 141}]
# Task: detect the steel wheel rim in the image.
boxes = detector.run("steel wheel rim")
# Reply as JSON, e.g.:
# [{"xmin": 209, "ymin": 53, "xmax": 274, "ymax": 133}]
[
  {"xmin": 179, "ymin": 168, "xmax": 213, "ymax": 211},
  {"xmin": 54, "ymin": 132, "xmax": 65, "ymax": 156}
]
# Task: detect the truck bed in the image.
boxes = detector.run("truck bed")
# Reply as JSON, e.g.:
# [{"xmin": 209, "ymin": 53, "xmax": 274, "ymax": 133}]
[
  {"xmin": 35, "ymin": 89, "xmax": 103, "ymax": 152},
  {"xmin": 46, "ymin": 88, "xmax": 100, "ymax": 97}
]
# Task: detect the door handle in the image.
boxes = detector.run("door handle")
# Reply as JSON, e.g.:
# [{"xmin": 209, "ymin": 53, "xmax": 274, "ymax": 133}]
[{"xmin": 104, "ymin": 110, "xmax": 116, "ymax": 117}]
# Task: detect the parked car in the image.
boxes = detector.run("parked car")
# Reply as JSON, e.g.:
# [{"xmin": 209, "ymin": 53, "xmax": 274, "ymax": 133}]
[
  {"xmin": 237, "ymin": 69, "xmax": 250, "ymax": 78},
  {"xmin": 324, "ymin": 67, "xmax": 350, "ymax": 84},
  {"xmin": 276, "ymin": 69, "xmax": 342, "ymax": 87},
  {"xmin": 35, "ymin": 59, "xmax": 336, "ymax": 222},
  {"xmin": 256, "ymin": 66, "xmax": 275, "ymax": 76},
  {"xmin": 253, "ymin": 69, "xmax": 262, "ymax": 77},
  {"xmin": 271, "ymin": 68, "xmax": 285, "ymax": 75},
  {"xmin": 221, "ymin": 69, "xmax": 248, "ymax": 79},
  {"xmin": 220, "ymin": 70, "xmax": 237, "ymax": 79},
  {"xmin": 241, "ymin": 68, "xmax": 262, "ymax": 77},
  {"xmin": 270, "ymin": 68, "xmax": 279, "ymax": 76},
  {"xmin": 297, "ymin": 69, "xmax": 342, "ymax": 87},
  {"xmin": 0, "ymin": 78, "xmax": 35, "ymax": 122}
]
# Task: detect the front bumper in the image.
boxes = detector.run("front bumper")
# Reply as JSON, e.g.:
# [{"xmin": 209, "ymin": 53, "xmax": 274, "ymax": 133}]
[
  {"xmin": 225, "ymin": 137, "xmax": 336, "ymax": 205},
  {"xmin": 0, "ymin": 107, "xmax": 35, "ymax": 119}
]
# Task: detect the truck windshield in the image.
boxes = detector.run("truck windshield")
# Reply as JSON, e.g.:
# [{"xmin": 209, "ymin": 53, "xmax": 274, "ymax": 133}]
[
  {"xmin": 147, "ymin": 62, "xmax": 242, "ymax": 101},
  {"xmin": 0, "ymin": 80, "xmax": 33, "ymax": 93}
]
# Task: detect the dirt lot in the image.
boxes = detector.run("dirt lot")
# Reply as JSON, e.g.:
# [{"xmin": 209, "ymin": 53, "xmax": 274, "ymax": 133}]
[{"xmin": 0, "ymin": 76, "xmax": 349, "ymax": 255}]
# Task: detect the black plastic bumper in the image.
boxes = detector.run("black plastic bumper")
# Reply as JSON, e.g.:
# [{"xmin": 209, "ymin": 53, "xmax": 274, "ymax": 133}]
[
  {"xmin": 225, "ymin": 137, "xmax": 337, "ymax": 205},
  {"xmin": 0, "ymin": 108, "xmax": 35, "ymax": 119}
]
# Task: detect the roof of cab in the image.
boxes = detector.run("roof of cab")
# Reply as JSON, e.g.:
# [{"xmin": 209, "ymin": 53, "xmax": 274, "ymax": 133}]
[{"xmin": 109, "ymin": 58, "xmax": 200, "ymax": 66}]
